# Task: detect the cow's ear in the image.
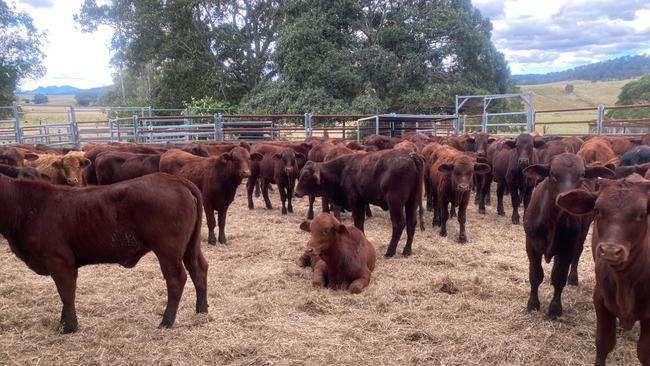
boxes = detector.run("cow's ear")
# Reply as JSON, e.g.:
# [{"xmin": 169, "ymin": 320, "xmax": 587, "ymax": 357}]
[
  {"xmin": 585, "ymin": 165, "xmax": 615, "ymax": 179},
  {"xmin": 299, "ymin": 220, "xmax": 311, "ymax": 232},
  {"xmin": 438, "ymin": 163, "xmax": 454, "ymax": 172},
  {"xmin": 51, "ymin": 160, "xmax": 64, "ymax": 169},
  {"xmin": 556, "ymin": 189, "xmax": 597, "ymax": 216},
  {"xmin": 79, "ymin": 158, "xmax": 91, "ymax": 168},
  {"xmin": 503, "ymin": 140, "xmax": 516, "ymax": 148},
  {"xmin": 337, "ymin": 224, "xmax": 348, "ymax": 235},
  {"xmin": 219, "ymin": 152, "xmax": 233, "ymax": 161},
  {"xmin": 523, "ymin": 164, "xmax": 549, "ymax": 180},
  {"xmin": 465, "ymin": 137, "xmax": 475, "ymax": 144},
  {"xmin": 295, "ymin": 152, "xmax": 305, "ymax": 160},
  {"xmin": 273, "ymin": 153, "xmax": 282, "ymax": 160},
  {"xmin": 533, "ymin": 140, "xmax": 546, "ymax": 148},
  {"xmin": 487, "ymin": 137, "xmax": 496, "ymax": 143},
  {"xmin": 250, "ymin": 153, "xmax": 263, "ymax": 161},
  {"xmin": 474, "ymin": 163, "xmax": 491, "ymax": 174},
  {"xmin": 24, "ymin": 153, "xmax": 39, "ymax": 161}
]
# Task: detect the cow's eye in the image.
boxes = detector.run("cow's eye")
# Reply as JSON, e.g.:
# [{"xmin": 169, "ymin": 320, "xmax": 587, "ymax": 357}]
[
  {"xmin": 593, "ymin": 208, "xmax": 600, "ymax": 216},
  {"xmin": 638, "ymin": 212, "xmax": 647, "ymax": 221}
]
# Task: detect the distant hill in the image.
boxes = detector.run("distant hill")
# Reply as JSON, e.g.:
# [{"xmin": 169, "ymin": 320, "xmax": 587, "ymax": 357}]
[
  {"xmin": 519, "ymin": 78, "xmax": 634, "ymax": 111},
  {"xmin": 514, "ymin": 55, "xmax": 650, "ymax": 85},
  {"xmin": 19, "ymin": 85, "xmax": 110, "ymax": 95}
]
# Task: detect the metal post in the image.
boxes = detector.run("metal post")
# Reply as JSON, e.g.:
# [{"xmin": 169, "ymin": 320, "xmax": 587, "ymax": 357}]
[
  {"xmin": 521, "ymin": 93, "xmax": 534, "ymax": 133},
  {"xmin": 12, "ymin": 102, "xmax": 21, "ymax": 143},
  {"xmin": 70, "ymin": 105, "xmax": 79, "ymax": 146},
  {"xmin": 596, "ymin": 104, "xmax": 605, "ymax": 135},
  {"xmin": 214, "ymin": 113, "xmax": 223, "ymax": 141},
  {"xmin": 132, "ymin": 115, "xmax": 139, "ymax": 143},
  {"xmin": 375, "ymin": 116, "xmax": 379, "ymax": 135},
  {"xmin": 304, "ymin": 113, "xmax": 313, "ymax": 138},
  {"xmin": 308, "ymin": 113, "xmax": 313, "ymax": 138},
  {"xmin": 482, "ymin": 98, "xmax": 489, "ymax": 133}
]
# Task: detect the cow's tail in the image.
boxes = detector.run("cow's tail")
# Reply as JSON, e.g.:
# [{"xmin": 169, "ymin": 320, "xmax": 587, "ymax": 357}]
[
  {"xmin": 182, "ymin": 177, "xmax": 204, "ymax": 253},
  {"xmin": 409, "ymin": 152, "xmax": 425, "ymax": 231}
]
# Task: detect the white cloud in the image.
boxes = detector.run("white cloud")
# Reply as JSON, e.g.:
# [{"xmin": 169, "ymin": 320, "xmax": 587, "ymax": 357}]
[{"xmin": 16, "ymin": 0, "xmax": 114, "ymax": 90}]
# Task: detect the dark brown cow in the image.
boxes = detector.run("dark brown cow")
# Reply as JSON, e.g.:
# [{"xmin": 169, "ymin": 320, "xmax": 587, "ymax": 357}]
[
  {"xmin": 199, "ymin": 141, "xmax": 251, "ymax": 156},
  {"xmin": 577, "ymin": 137, "xmax": 618, "ymax": 166},
  {"xmin": 493, "ymin": 134, "xmax": 545, "ymax": 224},
  {"xmin": 95, "ymin": 151, "xmax": 161, "ymax": 184},
  {"xmin": 444, "ymin": 134, "xmax": 473, "ymax": 152},
  {"xmin": 0, "ymin": 173, "xmax": 208, "ymax": 332},
  {"xmin": 557, "ymin": 174, "xmax": 650, "ymax": 366},
  {"xmin": 247, "ymin": 144, "xmax": 303, "ymax": 215},
  {"xmin": 362, "ymin": 134, "xmax": 403, "ymax": 151},
  {"xmin": 0, "ymin": 147, "xmax": 38, "ymax": 166},
  {"xmin": 160, "ymin": 147, "xmax": 261, "ymax": 244},
  {"xmin": 0, "ymin": 164, "xmax": 49, "ymax": 180},
  {"xmin": 298, "ymin": 213, "xmax": 375, "ymax": 293},
  {"xmin": 305, "ymin": 142, "xmax": 338, "ymax": 219},
  {"xmin": 615, "ymin": 162, "xmax": 650, "ymax": 179},
  {"xmin": 471, "ymin": 133, "xmax": 496, "ymax": 214},
  {"xmin": 84, "ymin": 144, "xmax": 163, "ymax": 184},
  {"xmin": 429, "ymin": 146, "xmax": 491, "ymax": 242},
  {"xmin": 523, "ymin": 153, "xmax": 614, "ymax": 318},
  {"xmin": 295, "ymin": 149, "xmax": 424, "ymax": 257},
  {"xmin": 403, "ymin": 132, "xmax": 434, "ymax": 151}
]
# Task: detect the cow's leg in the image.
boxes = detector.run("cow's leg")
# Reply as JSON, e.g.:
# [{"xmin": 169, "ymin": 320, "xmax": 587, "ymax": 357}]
[
  {"xmin": 385, "ymin": 201, "xmax": 406, "ymax": 258},
  {"xmin": 348, "ymin": 275, "xmax": 371, "ymax": 294},
  {"xmin": 478, "ymin": 175, "xmax": 490, "ymax": 214},
  {"xmin": 307, "ymin": 195, "xmax": 315, "ymax": 219},
  {"xmin": 523, "ymin": 183, "xmax": 533, "ymax": 212},
  {"xmin": 286, "ymin": 181, "xmax": 294, "ymax": 213},
  {"xmin": 333, "ymin": 204, "xmax": 342, "ymax": 220},
  {"xmin": 403, "ymin": 195, "xmax": 418, "ymax": 256},
  {"xmin": 217, "ymin": 207, "xmax": 228, "ymax": 244},
  {"xmin": 457, "ymin": 195, "xmax": 469, "ymax": 243},
  {"xmin": 431, "ymin": 188, "xmax": 440, "ymax": 227},
  {"xmin": 204, "ymin": 201, "xmax": 217, "ymax": 245},
  {"xmin": 365, "ymin": 204, "xmax": 373, "ymax": 218},
  {"xmin": 157, "ymin": 255, "xmax": 187, "ymax": 328},
  {"xmin": 594, "ymin": 292, "xmax": 617, "ymax": 366},
  {"xmin": 322, "ymin": 196, "xmax": 330, "ymax": 213},
  {"xmin": 568, "ymin": 242, "xmax": 584, "ymax": 286},
  {"xmin": 425, "ymin": 174, "xmax": 433, "ymax": 211},
  {"xmin": 637, "ymin": 319, "xmax": 650, "ymax": 366},
  {"xmin": 278, "ymin": 184, "xmax": 288, "ymax": 215},
  {"xmin": 352, "ymin": 205, "xmax": 366, "ymax": 232},
  {"xmin": 449, "ymin": 203, "xmax": 456, "ymax": 218},
  {"xmin": 496, "ymin": 182, "xmax": 506, "ymax": 216},
  {"xmin": 510, "ymin": 187, "xmax": 521, "ymax": 224},
  {"xmin": 246, "ymin": 176, "xmax": 256, "ymax": 209},
  {"xmin": 485, "ymin": 177, "xmax": 492, "ymax": 205},
  {"xmin": 439, "ymin": 198, "xmax": 449, "ymax": 237},
  {"xmin": 526, "ymin": 238, "xmax": 544, "ymax": 312},
  {"xmin": 312, "ymin": 260, "xmax": 328, "ymax": 288},
  {"xmin": 254, "ymin": 179, "xmax": 261, "ymax": 197},
  {"xmin": 261, "ymin": 179, "xmax": 273, "ymax": 209},
  {"xmin": 48, "ymin": 262, "xmax": 78, "ymax": 333},
  {"xmin": 182, "ymin": 244, "xmax": 208, "ymax": 313},
  {"xmin": 548, "ymin": 250, "xmax": 572, "ymax": 318},
  {"xmin": 473, "ymin": 175, "xmax": 480, "ymax": 204}
]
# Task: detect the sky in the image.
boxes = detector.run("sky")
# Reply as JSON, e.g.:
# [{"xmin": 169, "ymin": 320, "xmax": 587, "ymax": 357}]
[
  {"xmin": 473, "ymin": 0, "xmax": 650, "ymax": 74},
  {"xmin": 14, "ymin": 0, "xmax": 650, "ymax": 90}
]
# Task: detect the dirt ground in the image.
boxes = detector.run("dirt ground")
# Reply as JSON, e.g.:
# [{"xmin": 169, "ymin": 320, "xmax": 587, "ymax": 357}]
[{"xmin": 0, "ymin": 185, "xmax": 641, "ymax": 365}]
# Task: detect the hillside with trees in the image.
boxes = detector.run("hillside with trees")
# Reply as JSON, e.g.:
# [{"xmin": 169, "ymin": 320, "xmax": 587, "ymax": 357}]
[
  {"xmin": 76, "ymin": 0, "xmax": 515, "ymax": 114},
  {"xmin": 606, "ymin": 73, "xmax": 650, "ymax": 120},
  {"xmin": 514, "ymin": 55, "xmax": 650, "ymax": 85}
]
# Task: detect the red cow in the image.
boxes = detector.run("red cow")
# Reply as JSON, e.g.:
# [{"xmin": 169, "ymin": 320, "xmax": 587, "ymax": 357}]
[
  {"xmin": 295, "ymin": 149, "xmax": 424, "ymax": 257},
  {"xmin": 362, "ymin": 134, "xmax": 403, "ymax": 150},
  {"xmin": 95, "ymin": 151, "xmax": 161, "ymax": 184},
  {"xmin": 0, "ymin": 164, "xmax": 49, "ymax": 180},
  {"xmin": 523, "ymin": 153, "xmax": 614, "ymax": 318},
  {"xmin": 557, "ymin": 174, "xmax": 650, "ymax": 366},
  {"xmin": 470, "ymin": 133, "xmax": 496, "ymax": 214},
  {"xmin": 577, "ymin": 137, "xmax": 618, "ymax": 166},
  {"xmin": 429, "ymin": 146, "xmax": 491, "ymax": 242},
  {"xmin": 0, "ymin": 173, "xmax": 208, "ymax": 332},
  {"xmin": 160, "ymin": 147, "xmax": 261, "ymax": 244},
  {"xmin": 299, "ymin": 213, "xmax": 375, "ymax": 293},
  {"xmin": 0, "ymin": 147, "xmax": 38, "ymax": 166}
]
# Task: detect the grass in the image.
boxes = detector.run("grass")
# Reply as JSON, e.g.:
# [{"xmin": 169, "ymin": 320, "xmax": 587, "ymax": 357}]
[
  {"xmin": 0, "ymin": 185, "xmax": 640, "ymax": 365},
  {"xmin": 519, "ymin": 79, "xmax": 637, "ymax": 111}
]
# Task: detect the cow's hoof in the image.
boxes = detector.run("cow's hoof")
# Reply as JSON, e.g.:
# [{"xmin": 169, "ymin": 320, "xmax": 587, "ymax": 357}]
[
  {"xmin": 439, "ymin": 230, "xmax": 447, "ymax": 237},
  {"xmin": 384, "ymin": 251, "xmax": 396, "ymax": 258},
  {"xmin": 402, "ymin": 249, "xmax": 412, "ymax": 257},
  {"xmin": 458, "ymin": 235, "xmax": 467, "ymax": 244},
  {"xmin": 526, "ymin": 298, "xmax": 540, "ymax": 312},
  {"xmin": 288, "ymin": 207, "xmax": 294, "ymax": 213},
  {"xmin": 248, "ymin": 203, "xmax": 254, "ymax": 210},
  {"xmin": 307, "ymin": 212, "xmax": 314, "ymax": 220},
  {"xmin": 497, "ymin": 211, "xmax": 505, "ymax": 216},
  {"xmin": 207, "ymin": 235, "xmax": 217, "ymax": 245},
  {"xmin": 594, "ymin": 357, "xmax": 606, "ymax": 366},
  {"xmin": 478, "ymin": 208, "xmax": 486, "ymax": 215},
  {"xmin": 568, "ymin": 274, "xmax": 579, "ymax": 286},
  {"xmin": 218, "ymin": 237, "xmax": 227, "ymax": 245},
  {"xmin": 281, "ymin": 208, "xmax": 287, "ymax": 215},
  {"xmin": 61, "ymin": 321, "xmax": 78, "ymax": 334},
  {"xmin": 548, "ymin": 301, "xmax": 562, "ymax": 318},
  {"xmin": 512, "ymin": 217, "xmax": 520, "ymax": 225}
]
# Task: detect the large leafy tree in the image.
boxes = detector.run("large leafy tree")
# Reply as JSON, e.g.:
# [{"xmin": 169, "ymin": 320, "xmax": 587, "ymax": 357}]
[
  {"xmin": 0, "ymin": 1, "xmax": 46, "ymax": 106},
  {"xmin": 606, "ymin": 73, "xmax": 650, "ymax": 120}
]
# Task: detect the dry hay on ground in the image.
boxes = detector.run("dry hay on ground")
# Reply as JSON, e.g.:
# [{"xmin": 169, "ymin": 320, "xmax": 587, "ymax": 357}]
[{"xmin": 0, "ymin": 185, "xmax": 640, "ymax": 365}]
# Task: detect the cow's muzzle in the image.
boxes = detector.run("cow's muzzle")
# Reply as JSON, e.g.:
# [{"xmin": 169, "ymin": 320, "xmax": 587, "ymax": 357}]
[{"xmin": 597, "ymin": 242, "xmax": 628, "ymax": 265}]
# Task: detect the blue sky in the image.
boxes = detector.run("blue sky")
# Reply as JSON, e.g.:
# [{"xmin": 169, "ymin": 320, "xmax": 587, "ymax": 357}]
[{"xmin": 16, "ymin": 0, "xmax": 650, "ymax": 89}]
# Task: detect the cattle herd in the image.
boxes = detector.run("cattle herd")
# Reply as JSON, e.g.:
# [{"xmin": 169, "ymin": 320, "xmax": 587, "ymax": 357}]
[{"xmin": 1, "ymin": 131, "xmax": 650, "ymax": 365}]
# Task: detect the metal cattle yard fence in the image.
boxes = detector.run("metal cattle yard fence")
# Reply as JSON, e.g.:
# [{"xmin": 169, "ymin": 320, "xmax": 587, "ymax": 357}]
[{"xmin": 1, "ymin": 94, "xmax": 649, "ymax": 148}]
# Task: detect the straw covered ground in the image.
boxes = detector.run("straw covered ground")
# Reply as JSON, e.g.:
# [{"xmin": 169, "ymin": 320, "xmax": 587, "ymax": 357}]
[{"xmin": 0, "ymin": 184, "xmax": 641, "ymax": 365}]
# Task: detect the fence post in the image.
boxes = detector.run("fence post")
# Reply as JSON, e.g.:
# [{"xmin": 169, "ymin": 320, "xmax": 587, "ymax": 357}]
[
  {"xmin": 304, "ymin": 113, "xmax": 313, "ymax": 138},
  {"xmin": 132, "ymin": 115, "xmax": 139, "ymax": 143},
  {"xmin": 70, "ymin": 105, "xmax": 80, "ymax": 146},
  {"xmin": 596, "ymin": 104, "xmax": 605, "ymax": 135},
  {"xmin": 12, "ymin": 102, "xmax": 21, "ymax": 143},
  {"xmin": 375, "ymin": 116, "xmax": 379, "ymax": 135},
  {"xmin": 214, "ymin": 113, "xmax": 223, "ymax": 141}
]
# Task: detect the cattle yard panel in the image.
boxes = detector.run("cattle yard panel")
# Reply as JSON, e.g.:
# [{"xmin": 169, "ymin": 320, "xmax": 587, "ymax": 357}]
[
  {"xmin": 455, "ymin": 93, "xmax": 534, "ymax": 134},
  {"xmin": 356, "ymin": 114, "xmax": 457, "ymax": 142},
  {"xmin": 0, "ymin": 103, "xmax": 19, "ymax": 145}
]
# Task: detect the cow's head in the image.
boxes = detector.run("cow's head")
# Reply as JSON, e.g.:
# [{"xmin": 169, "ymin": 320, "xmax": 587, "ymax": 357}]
[
  {"xmin": 471, "ymin": 133, "xmax": 496, "ymax": 158},
  {"xmin": 181, "ymin": 143, "xmax": 209, "ymax": 157},
  {"xmin": 52, "ymin": 155, "xmax": 91, "ymax": 185},
  {"xmin": 438, "ymin": 155, "xmax": 490, "ymax": 193},
  {"xmin": 504, "ymin": 133, "xmax": 545, "ymax": 169},
  {"xmin": 557, "ymin": 174, "xmax": 650, "ymax": 267},
  {"xmin": 219, "ymin": 146, "xmax": 262, "ymax": 179},
  {"xmin": 299, "ymin": 213, "xmax": 347, "ymax": 259},
  {"xmin": 524, "ymin": 153, "xmax": 614, "ymax": 194},
  {"xmin": 273, "ymin": 148, "xmax": 302, "ymax": 180},
  {"xmin": 0, "ymin": 148, "xmax": 38, "ymax": 167},
  {"xmin": 295, "ymin": 161, "xmax": 320, "ymax": 198}
]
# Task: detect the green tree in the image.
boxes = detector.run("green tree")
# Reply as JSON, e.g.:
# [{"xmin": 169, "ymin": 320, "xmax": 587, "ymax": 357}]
[
  {"xmin": 75, "ymin": 93, "xmax": 98, "ymax": 106},
  {"xmin": 33, "ymin": 94, "xmax": 48, "ymax": 104},
  {"xmin": 606, "ymin": 73, "xmax": 650, "ymax": 120},
  {"xmin": 0, "ymin": 1, "xmax": 46, "ymax": 106},
  {"xmin": 564, "ymin": 84, "xmax": 574, "ymax": 94}
]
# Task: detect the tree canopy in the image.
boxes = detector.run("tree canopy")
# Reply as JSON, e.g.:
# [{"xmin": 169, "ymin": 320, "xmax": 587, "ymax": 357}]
[
  {"xmin": 606, "ymin": 73, "xmax": 650, "ymax": 120},
  {"xmin": 0, "ymin": 0, "xmax": 46, "ymax": 106},
  {"xmin": 77, "ymin": 0, "xmax": 514, "ymax": 113}
]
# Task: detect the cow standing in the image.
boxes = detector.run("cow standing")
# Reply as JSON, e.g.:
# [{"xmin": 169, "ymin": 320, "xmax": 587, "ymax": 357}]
[{"xmin": 523, "ymin": 153, "xmax": 614, "ymax": 318}]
